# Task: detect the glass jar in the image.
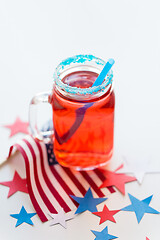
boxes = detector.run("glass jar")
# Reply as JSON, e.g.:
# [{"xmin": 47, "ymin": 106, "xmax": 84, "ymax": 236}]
[{"xmin": 50, "ymin": 54, "xmax": 115, "ymax": 170}]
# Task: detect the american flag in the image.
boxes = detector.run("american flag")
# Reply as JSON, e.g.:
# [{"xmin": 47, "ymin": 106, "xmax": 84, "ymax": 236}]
[{"xmin": 11, "ymin": 135, "xmax": 114, "ymax": 222}]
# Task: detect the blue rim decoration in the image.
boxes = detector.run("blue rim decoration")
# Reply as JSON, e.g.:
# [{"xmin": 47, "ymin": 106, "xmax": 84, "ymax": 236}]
[{"xmin": 54, "ymin": 54, "xmax": 113, "ymax": 95}]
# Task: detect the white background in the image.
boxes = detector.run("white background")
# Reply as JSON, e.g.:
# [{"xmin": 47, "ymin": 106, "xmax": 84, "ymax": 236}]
[{"xmin": 0, "ymin": 0, "xmax": 160, "ymax": 239}]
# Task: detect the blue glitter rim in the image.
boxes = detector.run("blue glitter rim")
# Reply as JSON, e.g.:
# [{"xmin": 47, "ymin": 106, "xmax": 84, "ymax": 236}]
[{"xmin": 54, "ymin": 54, "xmax": 113, "ymax": 95}]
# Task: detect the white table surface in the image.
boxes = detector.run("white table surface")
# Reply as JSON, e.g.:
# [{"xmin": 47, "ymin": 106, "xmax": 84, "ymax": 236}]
[{"xmin": 0, "ymin": 0, "xmax": 160, "ymax": 239}]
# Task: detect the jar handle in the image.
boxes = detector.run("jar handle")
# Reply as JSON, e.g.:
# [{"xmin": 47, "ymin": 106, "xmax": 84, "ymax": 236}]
[{"xmin": 29, "ymin": 91, "xmax": 54, "ymax": 142}]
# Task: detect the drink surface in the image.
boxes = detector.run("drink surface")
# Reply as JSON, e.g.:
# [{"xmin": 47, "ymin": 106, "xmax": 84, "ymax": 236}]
[
  {"xmin": 62, "ymin": 71, "xmax": 98, "ymax": 88},
  {"xmin": 51, "ymin": 71, "xmax": 115, "ymax": 170}
]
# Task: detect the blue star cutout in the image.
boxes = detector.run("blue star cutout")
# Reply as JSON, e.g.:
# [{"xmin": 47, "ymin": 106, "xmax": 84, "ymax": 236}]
[
  {"xmin": 10, "ymin": 206, "xmax": 37, "ymax": 227},
  {"xmin": 91, "ymin": 226, "xmax": 118, "ymax": 240},
  {"xmin": 70, "ymin": 188, "xmax": 107, "ymax": 214},
  {"xmin": 121, "ymin": 193, "xmax": 160, "ymax": 223}
]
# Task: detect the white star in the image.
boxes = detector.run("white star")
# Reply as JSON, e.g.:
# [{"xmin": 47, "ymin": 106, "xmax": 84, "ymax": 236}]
[
  {"xmin": 117, "ymin": 155, "xmax": 160, "ymax": 184},
  {"xmin": 49, "ymin": 208, "xmax": 76, "ymax": 228}
]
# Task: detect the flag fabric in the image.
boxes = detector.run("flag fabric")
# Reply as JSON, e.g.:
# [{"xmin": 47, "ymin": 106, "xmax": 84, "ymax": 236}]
[{"xmin": 11, "ymin": 135, "xmax": 114, "ymax": 222}]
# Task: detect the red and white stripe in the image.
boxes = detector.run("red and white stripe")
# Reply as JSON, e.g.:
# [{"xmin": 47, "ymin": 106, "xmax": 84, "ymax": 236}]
[{"xmin": 12, "ymin": 135, "xmax": 114, "ymax": 222}]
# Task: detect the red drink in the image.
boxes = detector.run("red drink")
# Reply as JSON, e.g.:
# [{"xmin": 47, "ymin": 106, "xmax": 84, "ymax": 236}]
[{"xmin": 51, "ymin": 71, "xmax": 115, "ymax": 170}]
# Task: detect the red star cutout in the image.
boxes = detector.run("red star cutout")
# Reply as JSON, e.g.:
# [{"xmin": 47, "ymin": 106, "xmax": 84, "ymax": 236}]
[
  {"xmin": 4, "ymin": 117, "xmax": 29, "ymax": 137},
  {"xmin": 0, "ymin": 171, "xmax": 28, "ymax": 198},
  {"xmin": 93, "ymin": 204, "xmax": 120, "ymax": 224},
  {"xmin": 99, "ymin": 170, "xmax": 137, "ymax": 195}
]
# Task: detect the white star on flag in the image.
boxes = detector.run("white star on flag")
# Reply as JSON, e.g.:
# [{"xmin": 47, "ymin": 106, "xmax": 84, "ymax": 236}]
[{"xmin": 49, "ymin": 208, "xmax": 76, "ymax": 228}]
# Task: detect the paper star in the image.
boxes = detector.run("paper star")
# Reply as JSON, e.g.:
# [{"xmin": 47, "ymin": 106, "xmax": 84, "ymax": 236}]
[
  {"xmin": 70, "ymin": 188, "xmax": 107, "ymax": 214},
  {"xmin": 117, "ymin": 157, "xmax": 160, "ymax": 184},
  {"xmin": 121, "ymin": 193, "xmax": 159, "ymax": 223},
  {"xmin": 91, "ymin": 226, "xmax": 118, "ymax": 240},
  {"xmin": 10, "ymin": 206, "xmax": 36, "ymax": 227},
  {"xmin": 4, "ymin": 117, "xmax": 29, "ymax": 137},
  {"xmin": 0, "ymin": 171, "xmax": 28, "ymax": 198},
  {"xmin": 49, "ymin": 208, "xmax": 75, "ymax": 228},
  {"xmin": 99, "ymin": 170, "xmax": 136, "ymax": 195},
  {"xmin": 93, "ymin": 205, "xmax": 120, "ymax": 224}
]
